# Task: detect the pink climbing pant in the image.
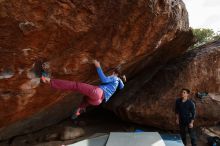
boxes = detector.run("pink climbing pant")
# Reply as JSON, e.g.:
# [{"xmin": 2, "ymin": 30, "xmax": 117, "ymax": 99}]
[{"xmin": 50, "ymin": 79, "xmax": 104, "ymax": 108}]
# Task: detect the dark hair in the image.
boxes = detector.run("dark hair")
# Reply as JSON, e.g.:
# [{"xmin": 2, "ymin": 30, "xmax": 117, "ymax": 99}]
[
  {"xmin": 113, "ymin": 68, "xmax": 126, "ymax": 83},
  {"xmin": 181, "ymin": 88, "xmax": 190, "ymax": 94}
]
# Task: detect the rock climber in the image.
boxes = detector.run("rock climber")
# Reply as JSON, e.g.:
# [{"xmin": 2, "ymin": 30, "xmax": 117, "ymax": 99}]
[{"xmin": 41, "ymin": 59, "xmax": 126, "ymax": 119}]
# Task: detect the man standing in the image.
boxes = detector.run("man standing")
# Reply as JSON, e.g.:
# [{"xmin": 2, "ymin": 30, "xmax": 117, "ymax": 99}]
[{"xmin": 175, "ymin": 88, "xmax": 197, "ymax": 146}]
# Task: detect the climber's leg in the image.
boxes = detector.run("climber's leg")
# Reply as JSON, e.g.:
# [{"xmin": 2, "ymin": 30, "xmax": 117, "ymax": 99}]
[
  {"xmin": 50, "ymin": 79, "xmax": 103, "ymax": 101},
  {"xmin": 50, "ymin": 79, "xmax": 104, "ymax": 119}
]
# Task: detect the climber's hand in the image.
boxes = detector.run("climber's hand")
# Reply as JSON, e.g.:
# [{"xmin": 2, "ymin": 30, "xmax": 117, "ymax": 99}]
[
  {"xmin": 42, "ymin": 62, "xmax": 50, "ymax": 71},
  {"xmin": 93, "ymin": 60, "xmax": 101, "ymax": 68},
  {"xmin": 122, "ymin": 75, "xmax": 127, "ymax": 82}
]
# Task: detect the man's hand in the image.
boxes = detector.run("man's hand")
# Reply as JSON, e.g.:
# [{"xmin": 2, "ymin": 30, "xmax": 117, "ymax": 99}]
[
  {"xmin": 175, "ymin": 114, "xmax": 179, "ymax": 125},
  {"xmin": 92, "ymin": 59, "xmax": 101, "ymax": 68},
  {"xmin": 176, "ymin": 119, "xmax": 179, "ymax": 125},
  {"xmin": 189, "ymin": 121, "xmax": 194, "ymax": 128}
]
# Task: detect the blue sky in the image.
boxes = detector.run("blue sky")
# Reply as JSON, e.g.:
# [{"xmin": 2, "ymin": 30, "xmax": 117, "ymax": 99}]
[{"xmin": 183, "ymin": 0, "xmax": 220, "ymax": 32}]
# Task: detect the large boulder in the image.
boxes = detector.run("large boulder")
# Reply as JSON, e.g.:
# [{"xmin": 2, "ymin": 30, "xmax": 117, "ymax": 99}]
[
  {"xmin": 106, "ymin": 41, "xmax": 220, "ymax": 130},
  {"xmin": 0, "ymin": 0, "xmax": 193, "ymax": 139}
]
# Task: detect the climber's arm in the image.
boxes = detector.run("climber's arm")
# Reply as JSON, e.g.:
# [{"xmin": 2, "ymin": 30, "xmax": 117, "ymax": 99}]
[{"xmin": 93, "ymin": 60, "xmax": 114, "ymax": 83}]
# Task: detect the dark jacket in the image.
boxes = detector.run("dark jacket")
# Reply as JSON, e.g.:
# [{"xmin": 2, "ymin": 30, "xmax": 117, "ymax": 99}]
[{"xmin": 175, "ymin": 98, "xmax": 196, "ymax": 125}]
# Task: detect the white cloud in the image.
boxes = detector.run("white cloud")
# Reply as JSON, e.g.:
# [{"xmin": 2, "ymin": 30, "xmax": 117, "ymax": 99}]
[
  {"xmin": 183, "ymin": 0, "xmax": 220, "ymax": 32},
  {"xmin": 203, "ymin": 0, "xmax": 220, "ymax": 7},
  {"xmin": 203, "ymin": 15, "xmax": 220, "ymax": 31}
]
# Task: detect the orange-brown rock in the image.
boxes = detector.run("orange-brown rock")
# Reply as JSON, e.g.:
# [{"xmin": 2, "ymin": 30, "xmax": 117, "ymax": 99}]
[
  {"xmin": 106, "ymin": 41, "xmax": 220, "ymax": 130},
  {"xmin": 0, "ymin": 0, "xmax": 193, "ymax": 139}
]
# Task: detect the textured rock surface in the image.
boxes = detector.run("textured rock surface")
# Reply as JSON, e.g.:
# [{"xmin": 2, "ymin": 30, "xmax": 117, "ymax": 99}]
[
  {"xmin": 0, "ymin": 0, "xmax": 193, "ymax": 139},
  {"xmin": 106, "ymin": 41, "xmax": 220, "ymax": 130}
]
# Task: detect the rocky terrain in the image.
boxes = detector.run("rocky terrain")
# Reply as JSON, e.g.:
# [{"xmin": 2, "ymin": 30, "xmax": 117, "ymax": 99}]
[{"xmin": 1, "ymin": 0, "xmax": 219, "ymax": 145}]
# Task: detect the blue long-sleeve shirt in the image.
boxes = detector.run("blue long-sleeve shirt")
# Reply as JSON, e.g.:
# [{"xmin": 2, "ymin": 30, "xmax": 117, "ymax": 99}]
[{"xmin": 96, "ymin": 67, "xmax": 124, "ymax": 102}]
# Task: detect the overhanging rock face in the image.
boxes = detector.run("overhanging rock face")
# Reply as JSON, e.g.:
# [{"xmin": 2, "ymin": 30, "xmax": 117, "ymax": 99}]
[
  {"xmin": 106, "ymin": 41, "xmax": 220, "ymax": 130},
  {"xmin": 0, "ymin": 0, "xmax": 193, "ymax": 139}
]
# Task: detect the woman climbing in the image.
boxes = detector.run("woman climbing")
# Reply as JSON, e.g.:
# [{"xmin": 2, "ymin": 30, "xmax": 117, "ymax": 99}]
[{"xmin": 41, "ymin": 60, "xmax": 126, "ymax": 119}]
